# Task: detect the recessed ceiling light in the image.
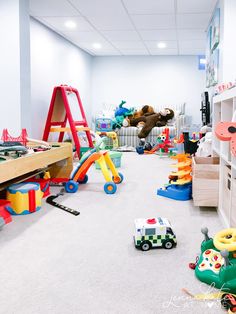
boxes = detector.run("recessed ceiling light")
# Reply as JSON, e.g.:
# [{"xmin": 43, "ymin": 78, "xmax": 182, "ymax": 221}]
[
  {"xmin": 64, "ymin": 21, "xmax": 76, "ymax": 29},
  {"xmin": 157, "ymin": 42, "xmax": 167, "ymax": 49},
  {"xmin": 92, "ymin": 43, "xmax": 102, "ymax": 49}
]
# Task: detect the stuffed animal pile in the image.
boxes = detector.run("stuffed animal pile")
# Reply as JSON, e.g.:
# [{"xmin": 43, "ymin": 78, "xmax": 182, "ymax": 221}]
[
  {"xmin": 107, "ymin": 101, "xmax": 175, "ymax": 139},
  {"xmin": 126, "ymin": 106, "xmax": 175, "ymax": 138}
]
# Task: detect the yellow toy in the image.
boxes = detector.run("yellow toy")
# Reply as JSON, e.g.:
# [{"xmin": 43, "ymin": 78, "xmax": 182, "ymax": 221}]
[
  {"xmin": 96, "ymin": 131, "xmax": 119, "ymax": 149},
  {"xmin": 169, "ymin": 154, "xmax": 192, "ymax": 185},
  {"xmin": 6, "ymin": 182, "xmax": 43, "ymax": 215}
]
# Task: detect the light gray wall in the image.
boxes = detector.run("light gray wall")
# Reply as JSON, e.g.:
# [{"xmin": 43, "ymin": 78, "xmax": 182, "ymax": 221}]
[
  {"xmin": 91, "ymin": 56, "xmax": 205, "ymax": 124},
  {"xmin": 20, "ymin": 0, "xmax": 31, "ymax": 133},
  {"xmin": 30, "ymin": 18, "xmax": 93, "ymax": 139},
  {"xmin": 0, "ymin": 0, "xmax": 30, "ymax": 135}
]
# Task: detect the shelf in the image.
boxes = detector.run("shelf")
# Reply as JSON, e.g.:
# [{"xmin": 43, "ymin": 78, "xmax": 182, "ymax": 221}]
[
  {"xmin": 221, "ymin": 154, "xmax": 231, "ymax": 165},
  {"xmin": 213, "ymin": 87, "xmax": 236, "ymax": 103},
  {"xmin": 213, "ymin": 88, "xmax": 236, "ymax": 227}
]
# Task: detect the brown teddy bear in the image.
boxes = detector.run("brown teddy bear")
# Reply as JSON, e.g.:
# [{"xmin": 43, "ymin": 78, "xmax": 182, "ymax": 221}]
[{"xmin": 129, "ymin": 107, "xmax": 174, "ymax": 138}]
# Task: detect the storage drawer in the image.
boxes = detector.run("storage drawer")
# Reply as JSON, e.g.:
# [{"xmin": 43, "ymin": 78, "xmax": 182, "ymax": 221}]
[{"xmin": 192, "ymin": 157, "xmax": 219, "ymax": 207}]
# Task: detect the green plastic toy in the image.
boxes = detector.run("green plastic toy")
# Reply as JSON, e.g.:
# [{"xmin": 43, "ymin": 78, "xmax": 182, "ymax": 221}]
[{"xmin": 194, "ymin": 227, "xmax": 236, "ymax": 293}]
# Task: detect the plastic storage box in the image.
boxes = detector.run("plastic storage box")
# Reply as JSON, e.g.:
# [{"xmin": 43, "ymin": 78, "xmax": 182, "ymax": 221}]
[{"xmin": 95, "ymin": 118, "xmax": 113, "ymax": 132}]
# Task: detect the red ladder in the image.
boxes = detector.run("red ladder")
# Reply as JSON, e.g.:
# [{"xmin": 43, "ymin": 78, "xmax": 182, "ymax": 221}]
[{"xmin": 42, "ymin": 85, "xmax": 93, "ymax": 156}]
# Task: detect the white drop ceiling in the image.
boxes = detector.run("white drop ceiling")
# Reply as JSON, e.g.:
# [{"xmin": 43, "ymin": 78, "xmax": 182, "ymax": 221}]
[{"xmin": 29, "ymin": 0, "xmax": 217, "ymax": 56}]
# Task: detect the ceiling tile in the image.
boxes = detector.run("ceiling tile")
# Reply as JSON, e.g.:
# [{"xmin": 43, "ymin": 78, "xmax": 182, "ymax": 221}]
[
  {"xmin": 177, "ymin": 0, "xmax": 217, "ymax": 13},
  {"xmin": 123, "ymin": 0, "xmax": 175, "ymax": 14},
  {"xmin": 29, "ymin": 0, "xmax": 79, "ymax": 17},
  {"xmin": 91, "ymin": 50, "xmax": 121, "ymax": 56},
  {"xmin": 40, "ymin": 16, "xmax": 94, "ymax": 32},
  {"xmin": 145, "ymin": 40, "xmax": 178, "ymax": 49},
  {"xmin": 101, "ymin": 30, "xmax": 140, "ymax": 41},
  {"xmin": 76, "ymin": 41, "xmax": 117, "ymax": 51},
  {"xmin": 177, "ymin": 29, "xmax": 206, "ymax": 40},
  {"xmin": 61, "ymin": 30, "xmax": 106, "ymax": 43},
  {"xmin": 112, "ymin": 41, "xmax": 146, "ymax": 49},
  {"xmin": 120, "ymin": 49, "xmax": 149, "ymax": 55},
  {"xmin": 179, "ymin": 47, "xmax": 205, "ymax": 55},
  {"xmin": 132, "ymin": 14, "xmax": 175, "ymax": 30},
  {"xmin": 177, "ymin": 13, "xmax": 211, "ymax": 29},
  {"xmin": 149, "ymin": 48, "xmax": 178, "ymax": 55},
  {"xmin": 87, "ymin": 14, "xmax": 134, "ymax": 31},
  {"xmin": 178, "ymin": 39, "xmax": 206, "ymax": 50},
  {"xmin": 69, "ymin": 0, "xmax": 127, "ymax": 16},
  {"xmin": 139, "ymin": 29, "xmax": 177, "ymax": 40}
]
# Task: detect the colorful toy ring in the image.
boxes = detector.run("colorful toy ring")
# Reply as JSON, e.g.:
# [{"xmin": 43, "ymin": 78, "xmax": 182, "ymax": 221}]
[{"xmin": 213, "ymin": 228, "xmax": 236, "ymax": 252}]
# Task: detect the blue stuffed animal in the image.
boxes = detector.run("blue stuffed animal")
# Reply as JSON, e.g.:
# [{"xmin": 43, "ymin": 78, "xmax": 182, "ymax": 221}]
[{"xmin": 113, "ymin": 101, "xmax": 134, "ymax": 129}]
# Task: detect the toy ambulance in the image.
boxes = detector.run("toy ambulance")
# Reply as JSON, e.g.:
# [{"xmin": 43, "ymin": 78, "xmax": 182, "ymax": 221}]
[{"xmin": 134, "ymin": 217, "xmax": 177, "ymax": 251}]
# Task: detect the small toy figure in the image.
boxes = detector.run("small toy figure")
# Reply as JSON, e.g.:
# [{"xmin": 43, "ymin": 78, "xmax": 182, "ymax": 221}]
[{"xmin": 134, "ymin": 217, "xmax": 177, "ymax": 251}]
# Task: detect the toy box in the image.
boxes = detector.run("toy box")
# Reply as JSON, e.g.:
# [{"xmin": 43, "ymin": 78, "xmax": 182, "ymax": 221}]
[
  {"xmin": 95, "ymin": 151, "xmax": 122, "ymax": 169},
  {"xmin": 95, "ymin": 118, "xmax": 113, "ymax": 132}
]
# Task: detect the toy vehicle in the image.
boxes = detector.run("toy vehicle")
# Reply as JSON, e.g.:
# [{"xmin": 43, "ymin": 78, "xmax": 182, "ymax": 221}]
[
  {"xmin": 134, "ymin": 217, "xmax": 177, "ymax": 251},
  {"xmin": 194, "ymin": 227, "xmax": 236, "ymax": 294}
]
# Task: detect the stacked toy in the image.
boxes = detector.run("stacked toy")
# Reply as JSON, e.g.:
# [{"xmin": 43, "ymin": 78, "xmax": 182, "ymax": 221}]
[{"xmin": 157, "ymin": 153, "xmax": 192, "ymax": 200}]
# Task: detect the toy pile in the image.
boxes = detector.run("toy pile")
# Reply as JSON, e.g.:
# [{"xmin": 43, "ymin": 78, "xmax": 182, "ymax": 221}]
[
  {"xmin": 136, "ymin": 128, "xmax": 176, "ymax": 156},
  {"xmin": 95, "ymin": 102, "xmax": 175, "ymax": 139},
  {"xmin": 157, "ymin": 153, "xmax": 192, "ymax": 200}
]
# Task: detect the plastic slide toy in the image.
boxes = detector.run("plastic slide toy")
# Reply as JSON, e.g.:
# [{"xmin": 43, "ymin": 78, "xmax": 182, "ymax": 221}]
[{"xmin": 157, "ymin": 153, "xmax": 192, "ymax": 200}]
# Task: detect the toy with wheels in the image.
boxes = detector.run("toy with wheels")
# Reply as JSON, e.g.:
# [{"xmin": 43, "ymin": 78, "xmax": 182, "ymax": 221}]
[
  {"xmin": 134, "ymin": 217, "xmax": 177, "ymax": 251},
  {"xmin": 194, "ymin": 227, "xmax": 236, "ymax": 294},
  {"xmin": 64, "ymin": 147, "xmax": 124, "ymax": 194},
  {"xmin": 157, "ymin": 153, "xmax": 192, "ymax": 200}
]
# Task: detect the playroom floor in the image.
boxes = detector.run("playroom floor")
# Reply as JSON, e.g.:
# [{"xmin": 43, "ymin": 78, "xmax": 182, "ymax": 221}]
[{"xmin": 0, "ymin": 153, "xmax": 224, "ymax": 314}]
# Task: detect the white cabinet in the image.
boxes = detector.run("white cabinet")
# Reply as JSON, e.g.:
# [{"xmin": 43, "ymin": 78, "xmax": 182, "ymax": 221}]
[{"xmin": 213, "ymin": 87, "xmax": 236, "ymax": 227}]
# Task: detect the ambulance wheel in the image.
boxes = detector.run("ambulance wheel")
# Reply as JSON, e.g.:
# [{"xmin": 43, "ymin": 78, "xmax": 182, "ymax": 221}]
[
  {"xmin": 112, "ymin": 173, "xmax": 124, "ymax": 184},
  {"xmin": 65, "ymin": 180, "xmax": 79, "ymax": 193},
  {"xmin": 78, "ymin": 174, "xmax": 88, "ymax": 184},
  {"xmin": 163, "ymin": 240, "xmax": 174, "ymax": 249},
  {"xmin": 140, "ymin": 241, "xmax": 152, "ymax": 251},
  {"xmin": 104, "ymin": 182, "xmax": 117, "ymax": 194}
]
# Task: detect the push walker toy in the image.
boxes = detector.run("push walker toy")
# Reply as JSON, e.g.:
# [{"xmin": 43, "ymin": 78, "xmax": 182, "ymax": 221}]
[
  {"xmin": 134, "ymin": 217, "xmax": 177, "ymax": 251},
  {"xmin": 51, "ymin": 139, "xmax": 124, "ymax": 194},
  {"xmin": 192, "ymin": 227, "xmax": 236, "ymax": 294}
]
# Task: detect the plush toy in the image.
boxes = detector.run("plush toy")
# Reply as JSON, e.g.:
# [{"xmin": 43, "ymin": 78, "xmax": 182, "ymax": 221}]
[
  {"xmin": 129, "ymin": 107, "xmax": 174, "ymax": 138},
  {"xmin": 123, "ymin": 105, "xmax": 155, "ymax": 127},
  {"xmin": 196, "ymin": 126, "xmax": 213, "ymax": 157},
  {"xmin": 113, "ymin": 101, "xmax": 134, "ymax": 129}
]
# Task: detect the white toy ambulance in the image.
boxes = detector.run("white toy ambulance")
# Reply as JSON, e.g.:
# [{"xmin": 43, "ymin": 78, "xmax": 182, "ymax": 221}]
[{"xmin": 134, "ymin": 217, "xmax": 177, "ymax": 251}]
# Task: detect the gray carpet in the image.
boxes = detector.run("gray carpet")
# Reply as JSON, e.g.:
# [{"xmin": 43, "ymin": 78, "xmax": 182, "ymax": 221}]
[{"xmin": 0, "ymin": 153, "xmax": 224, "ymax": 314}]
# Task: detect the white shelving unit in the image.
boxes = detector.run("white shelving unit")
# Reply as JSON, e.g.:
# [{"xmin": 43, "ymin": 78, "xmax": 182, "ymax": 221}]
[{"xmin": 213, "ymin": 87, "xmax": 236, "ymax": 227}]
